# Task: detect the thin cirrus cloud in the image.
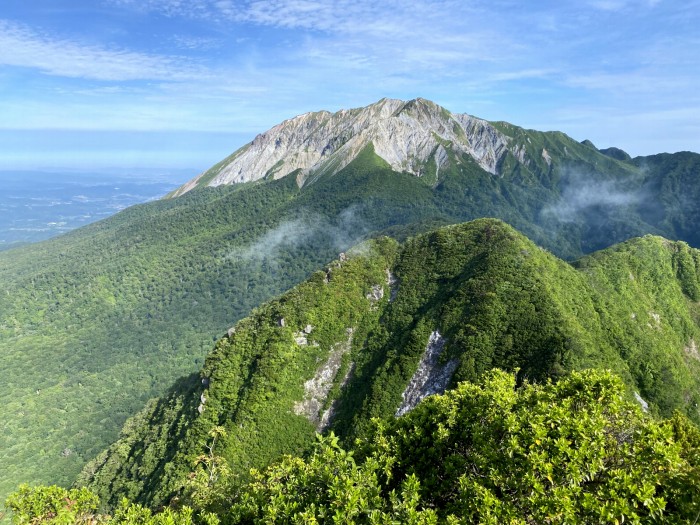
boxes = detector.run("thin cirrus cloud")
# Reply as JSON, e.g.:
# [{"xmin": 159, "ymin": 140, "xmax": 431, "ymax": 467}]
[
  {"xmin": 3, "ymin": 0, "xmax": 520, "ymax": 100},
  {"xmin": 1, "ymin": 0, "xmax": 698, "ymax": 168},
  {"xmin": 243, "ymin": 1, "xmax": 519, "ymax": 82},
  {"xmin": 111, "ymin": 0, "xmax": 424, "ymax": 32},
  {"xmin": 0, "ymin": 19, "xmax": 205, "ymax": 82},
  {"xmin": 239, "ymin": 0, "xmax": 416, "ymax": 33},
  {"xmin": 111, "ymin": 0, "xmax": 507, "ymax": 61},
  {"xmin": 102, "ymin": 0, "xmax": 523, "ymax": 106},
  {"xmin": 588, "ymin": 0, "xmax": 662, "ymax": 9}
]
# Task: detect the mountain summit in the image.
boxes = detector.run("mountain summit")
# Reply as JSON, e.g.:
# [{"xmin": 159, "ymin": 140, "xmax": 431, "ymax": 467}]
[{"xmin": 172, "ymin": 98, "xmax": 513, "ymax": 196}]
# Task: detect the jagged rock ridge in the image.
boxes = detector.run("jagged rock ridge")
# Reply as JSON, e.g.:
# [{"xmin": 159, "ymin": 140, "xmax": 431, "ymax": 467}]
[{"xmin": 172, "ymin": 98, "xmax": 511, "ymax": 196}]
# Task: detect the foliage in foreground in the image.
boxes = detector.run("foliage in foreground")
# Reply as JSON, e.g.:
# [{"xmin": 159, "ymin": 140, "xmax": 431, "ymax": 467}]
[
  {"xmin": 6, "ymin": 369, "xmax": 700, "ymax": 524},
  {"xmin": 3, "ymin": 484, "xmax": 209, "ymax": 524}
]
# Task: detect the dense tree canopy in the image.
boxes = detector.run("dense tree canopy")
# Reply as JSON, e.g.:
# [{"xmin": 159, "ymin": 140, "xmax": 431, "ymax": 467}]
[
  {"xmin": 6, "ymin": 369, "xmax": 699, "ymax": 524},
  {"xmin": 73, "ymin": 220, "xmax": 700, "ymax": 512}
]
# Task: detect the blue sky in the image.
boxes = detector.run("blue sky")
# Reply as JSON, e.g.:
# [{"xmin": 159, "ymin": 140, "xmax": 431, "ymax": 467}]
[{"xmin": 1, "ymin": 0, "xmax": 698, "ymax": 170}]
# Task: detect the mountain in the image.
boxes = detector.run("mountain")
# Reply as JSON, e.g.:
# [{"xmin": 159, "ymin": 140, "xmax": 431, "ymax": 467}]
[
  {"xmin": 1, "ymin": 97, "xmax": 699, "ymax": 502},
  {"xmin": 170, "ymin": 98, "xmax": 509, "ymax": 194},
  {"xmin": 173, "ymin": 96, "xmax": 700, "ymax": 256},
  {"xmin": 170, "ymin": 97, "xmax": 638, "ymax": 199},
  {"xmin": 76, "ymin": 219, "xmax": 700, "ymax": 510}
]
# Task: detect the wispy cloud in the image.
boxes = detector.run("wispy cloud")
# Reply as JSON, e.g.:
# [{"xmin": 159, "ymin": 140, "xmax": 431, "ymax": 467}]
[
  {"xmin": 110, "ymin": 0, "xmax": 513, "ymax": 66},
  {"xmin": 0, "ymin": 19, "xmax": 205, "ymax": 81},
  {"xmin": 110, "ymin": 0, "xmax": 214, "ymax": 18},
  {"xmin": 112, "ymin": 0, "xmax": 409, "ymax": 33},
  {"xmin": 226, "ymin": 206, "xmax": 368, "ymax": 262},
  {"xmin": 541, "ymin": 168, "xmax": 644, "ymax": 223},
  {"xmin": 226, "ymin": 217, "xmax": 320, "ymax": 261},
  {"xmin": 588, "ymin": 0, "xmax": 633, "ymax": 11},
  {"xmin": 588, "ymin": 0, "xmax": 661, "ymax": 10},
  {"xmin": 238, "ymin": 0, "xmax": 432, "ymax": 34},
  {"xmin": 2, "ymin": 0, "xmax": 698, "ymax": 168},
  {"xmin": 565, "ymin": 70, "xmax": 695, "ymax": 95},
  {"xmin": 171, "ymin": 35, "xmax": 222, "ymax": 51}
]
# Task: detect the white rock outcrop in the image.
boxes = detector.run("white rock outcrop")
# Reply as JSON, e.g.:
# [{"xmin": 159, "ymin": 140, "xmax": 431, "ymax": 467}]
[
  {"xmin": 294, "ymin": 328, "xmax": 354, "ymax": 431},
  {"xmin": 396, "ymin": 331, "xmax": 459, "ymax": 416},
  {"xmin": 172, "ymin": 98, "xmax": 515, "ymax": 197},
  {"xmin": 634, "ymin": 392, "xmax": 649, "ymax": 412}
]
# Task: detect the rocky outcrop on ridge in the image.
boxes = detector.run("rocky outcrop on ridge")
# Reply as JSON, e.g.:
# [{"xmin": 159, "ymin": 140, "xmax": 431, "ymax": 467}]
[{"xmin": 171, "ymin": 98, "xmax": 513, "ymax": 196}]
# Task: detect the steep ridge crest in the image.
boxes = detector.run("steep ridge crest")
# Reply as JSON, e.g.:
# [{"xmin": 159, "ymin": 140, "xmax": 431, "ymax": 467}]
[{"xmin": 77, "ymin": 220, "xmax": 700, "ymax": 510}]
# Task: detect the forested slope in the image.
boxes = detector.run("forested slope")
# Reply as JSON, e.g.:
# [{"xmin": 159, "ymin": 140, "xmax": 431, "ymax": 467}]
[
  {"xmin": 77, "ymin": 220, "xmax": 700, "ymax": 510},
  {"xmin": 0, "ymin": 115, "xmax": 698, "ymax": 499},
  {"xmin": 9, "ymin": 368, "xmax": 700, "ymax": 524}
]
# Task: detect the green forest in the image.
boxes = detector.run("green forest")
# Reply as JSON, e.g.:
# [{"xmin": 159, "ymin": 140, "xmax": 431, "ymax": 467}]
[
  {"xmin": 1, "ymin": 124, "xmax": 700, "ymax": 514},
  {"xmin": 6, "ymin": 369, "xmax": 700, "ymax": 524},
  {"xmin": 14, "ymin": 219, "xmax": 690, "ymax": 524}
]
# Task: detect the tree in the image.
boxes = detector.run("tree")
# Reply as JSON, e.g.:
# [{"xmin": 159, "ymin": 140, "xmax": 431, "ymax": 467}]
[
  {"xmin": 228, "ymin": 431, "xmax": 437, "ymax": 524},
  {"xmin": 5, "ymin": 484, "xmax": 101, "ymax": 524},
  {"xmin": 6, "ymin": 369, "xmax": 700, "ymax": 524},
  {"xmin": 182, "ymin": 426, "xmax": 233, "ymax": 517},
  {"xmin": 362, "ymin": 369, "xmax": 700, "ymax": 524}
]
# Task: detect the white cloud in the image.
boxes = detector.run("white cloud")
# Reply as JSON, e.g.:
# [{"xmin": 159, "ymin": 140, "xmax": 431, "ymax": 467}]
[
  {"xmin": 109, "ymin": 0, "xmax": 508, "ymax": 65},
  {"xmin": 110, "ymin": 0, "xmax": 213, "ymax": 17},
  {"xmin": 588, "ymin": 0, "xmax": 630, "ymax": 10},
  {"xmin": 565, "ymin": 70, "xmax": 693, "ymax": 94},
  {"xmin": 0, "ymin": 19, "xmax": 206, "ymax": 81},
  {"xmin": 241, "ymin": 0, "xmax": 389, "ymax": 32},
  {"xmin": 587, "ymin": 0, "xmax": 662, "ymax": 10},
  {"xmin": 2, "ymin": 0, "xmax": 698, "ymax": 161},
  {"xmin": 171, "ymin": 35, "xmax": 222, "ymax": 51},
  {"xmin": 542, "ymin": 171, "xmax": 643, "ymax": 223}
]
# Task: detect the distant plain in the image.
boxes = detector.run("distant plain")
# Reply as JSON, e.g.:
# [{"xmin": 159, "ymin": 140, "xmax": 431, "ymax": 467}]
[{"xmin": 0, "ymin": 170, "xmax": 194, "ymax": 250}]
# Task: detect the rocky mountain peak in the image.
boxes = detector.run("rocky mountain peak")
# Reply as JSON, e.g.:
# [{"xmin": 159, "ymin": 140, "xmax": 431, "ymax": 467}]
[{"xmin": 172, "ymin": 97, "xmax": 514, "ymax": 197}]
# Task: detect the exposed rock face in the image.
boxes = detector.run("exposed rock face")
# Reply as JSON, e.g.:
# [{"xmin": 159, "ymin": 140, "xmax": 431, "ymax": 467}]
[
  {"xmin": 396, "ymin": 331, "xmax": 459, "ymax": 416},
  {"xmin": 541, "ymin": 148, "xmax": 552, "ymax": 166},
  {"xmin": 386, "ymin": 269, "xmax": 398, "ymax": 302},
  {"xmin": 172, "ymin": 98, "xmax": 513, "ymax": 197},
  {"xmin": 634, "ymin": 392, "xmax": 650, "ymax": 412},
  {"xmin": 366, "ymin": 284, "xmax": 384, "ymax": 306},
  {"xmin": 294, "ymin": 328, "xmax": 354, "ymax": 431},
  {"xmin": 317, "ymin": 362, "xmax": 354, "ymax": 432}
]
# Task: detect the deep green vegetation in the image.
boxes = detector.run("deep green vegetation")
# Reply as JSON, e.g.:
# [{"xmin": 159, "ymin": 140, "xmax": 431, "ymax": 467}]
[
  {"xmin": 352, "ymin": 370, "xmax": 700, "ymax": 523},
  {"xmin": 0, "ymin": 118, "xmax": 699, "ymax": 503},
  {"xmin": 69, "ymin": 220, "xmax": 700, "ymax": 514},
  {"xmin": 6, "ymin": 369, "xmax": 700, "ymax": 524},
  {"xmin": 0, "ymin": 177, "xmax": 307, "ymax": 499}
]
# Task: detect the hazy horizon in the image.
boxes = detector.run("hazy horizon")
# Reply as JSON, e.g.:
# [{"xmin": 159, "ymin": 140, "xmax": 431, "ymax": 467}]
[{"xmin": 0, "ymin": 169, "xmax": 194, "ymax": 248}]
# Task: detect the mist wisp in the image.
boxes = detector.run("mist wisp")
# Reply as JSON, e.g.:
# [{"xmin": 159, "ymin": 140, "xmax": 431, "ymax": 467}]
[
  {"xmin": 541, "ymin": 168, "xmax": 644, "ymax": 223},
  {"xmin": 226, "ymin": 205, "xmax": 370, "ymax": 263}
]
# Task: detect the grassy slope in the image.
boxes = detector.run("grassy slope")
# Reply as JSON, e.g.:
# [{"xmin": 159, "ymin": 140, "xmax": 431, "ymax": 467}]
[{"xmin": 78, "ymin": 219, "xmax": 700, "ymax": 510}]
